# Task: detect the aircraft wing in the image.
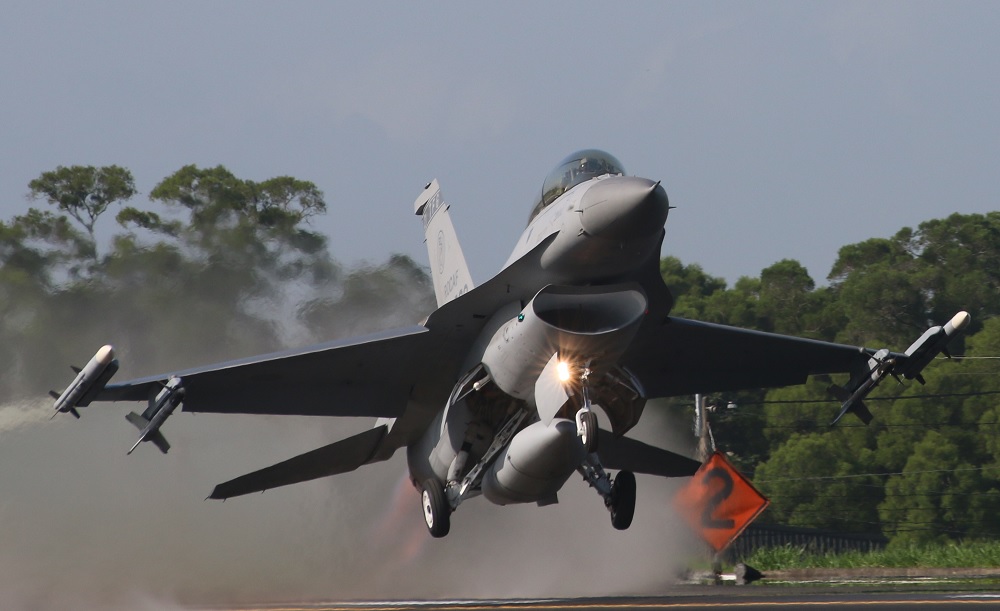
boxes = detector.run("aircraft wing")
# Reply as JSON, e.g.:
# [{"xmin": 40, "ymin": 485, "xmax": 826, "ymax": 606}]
[
  {"xmin": 93, "ymin": 326, "xmax": 432, "ymax": 417},
  {"xmin": 209, "ymin": 425, "xmax": 389, "ymax": 499},
  {"xmin": 623, "ymin": 316, "xmax": 882, "ymax": 398}
]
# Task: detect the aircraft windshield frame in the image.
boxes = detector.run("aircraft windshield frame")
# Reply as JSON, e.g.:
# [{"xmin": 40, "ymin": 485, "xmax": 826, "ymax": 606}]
[{"xmin": 529, "ymin": 149, "xmax": 625, "ymax": 222}]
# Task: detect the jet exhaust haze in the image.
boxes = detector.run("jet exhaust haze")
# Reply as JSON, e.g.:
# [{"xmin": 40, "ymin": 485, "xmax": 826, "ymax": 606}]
[{"xmin": 0, "ymin": 255, "xmax": 705, "ymax": 609}]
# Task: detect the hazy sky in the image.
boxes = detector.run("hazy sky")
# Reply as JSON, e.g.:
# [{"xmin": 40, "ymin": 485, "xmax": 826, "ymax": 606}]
[
  {"xmin": 2, "ymin": 3, "xmax": 1000, "ymax": 606},
  {"xmin": 4, "ymin": 1, "xmax": 998, "ymax": 286}
]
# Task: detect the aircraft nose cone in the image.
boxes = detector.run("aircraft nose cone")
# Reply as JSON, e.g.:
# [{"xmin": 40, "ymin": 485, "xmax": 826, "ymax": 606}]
[{"xmin": 579, "ymin": 176, "xmax": 669, "ymax": 240}]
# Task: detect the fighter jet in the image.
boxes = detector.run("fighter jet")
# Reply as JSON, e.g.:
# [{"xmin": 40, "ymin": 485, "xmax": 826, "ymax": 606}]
[{"xmin": 51, "ymin": 150, "xmax": 969, "ymax": 537}]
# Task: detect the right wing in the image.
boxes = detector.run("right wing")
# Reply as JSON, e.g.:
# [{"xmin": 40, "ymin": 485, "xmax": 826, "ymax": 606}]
[{"xmin": 94, "ymin": 326, "xmax": 433, "ymax": 417}]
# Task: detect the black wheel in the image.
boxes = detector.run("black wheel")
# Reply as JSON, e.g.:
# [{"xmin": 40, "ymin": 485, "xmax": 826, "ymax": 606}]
[
  {"xmin": 580, "ymin": 410, "xmax": 599, "ymax": 453},
  {"xmin": 421, "ymin": 479, "xmax": 450, "ymax": 538},
  {"xmin": 610, "ymin": 470, "xmax": 636, "ymax": 530}
]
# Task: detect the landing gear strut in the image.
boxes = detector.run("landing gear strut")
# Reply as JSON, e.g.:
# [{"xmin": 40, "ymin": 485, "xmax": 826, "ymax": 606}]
[{"xmin": 576, "ymin": 367, "xmax": 599, "ymax": 453}]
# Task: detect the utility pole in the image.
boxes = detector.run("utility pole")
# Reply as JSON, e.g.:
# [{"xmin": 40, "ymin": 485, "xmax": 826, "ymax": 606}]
[{"xmin": 694, "ymin": 393, "xmax": 715, "ymax": 462}]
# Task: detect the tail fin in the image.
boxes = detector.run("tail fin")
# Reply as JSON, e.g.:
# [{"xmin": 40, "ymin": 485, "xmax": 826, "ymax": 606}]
[{"xmin": 414, "ymin": 180, "xmax": 474, "ymax": 307}]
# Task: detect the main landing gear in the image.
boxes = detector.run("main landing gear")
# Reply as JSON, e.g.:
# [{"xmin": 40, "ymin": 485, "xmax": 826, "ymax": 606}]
[
  {"xmin": 578, "ymin": 454, "xmax": 636, "ymax": 530},
  {"xmin": 421, "ymin": 479, "xmax": 451, "ymax": 538}
]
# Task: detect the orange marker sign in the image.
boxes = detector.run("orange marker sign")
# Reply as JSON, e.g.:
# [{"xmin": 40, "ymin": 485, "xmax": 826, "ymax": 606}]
[{"xmin": 673, "ymin": 451, "xmax": 770, "ymax": 552}]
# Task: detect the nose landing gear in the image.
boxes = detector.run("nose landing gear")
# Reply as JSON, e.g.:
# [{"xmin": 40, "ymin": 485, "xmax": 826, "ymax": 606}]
[{"xmin": 575, "ymin": 369, "xmax": 599, "ymax": 453}]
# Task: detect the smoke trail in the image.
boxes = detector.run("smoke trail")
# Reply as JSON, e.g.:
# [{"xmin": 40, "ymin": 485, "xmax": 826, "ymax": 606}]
[
  {"xmin": 0, "ymin": 228, "xmax": 706, "ymax": 607},
  {"xmin": 0, "ymin": 397, "xmax": 50, "ymax": 435}
]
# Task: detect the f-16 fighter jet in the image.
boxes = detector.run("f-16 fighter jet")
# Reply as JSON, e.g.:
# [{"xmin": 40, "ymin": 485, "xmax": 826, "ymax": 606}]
[{"xmin": 51, "ymin": 150, "xmax": 969, "ymax": 537}]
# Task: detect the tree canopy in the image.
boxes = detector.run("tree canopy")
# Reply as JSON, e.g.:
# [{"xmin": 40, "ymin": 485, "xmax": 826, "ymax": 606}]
[{"xmin": 664, "ymin": 212, "xmax": 1000, "ymax": 546}]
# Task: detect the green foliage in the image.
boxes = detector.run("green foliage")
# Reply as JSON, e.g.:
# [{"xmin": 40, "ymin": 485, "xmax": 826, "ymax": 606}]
[
  {"xmin": 663, "ymin": 212, "xmax": 1000, "ymax": 546},
  {"xmin": 744, "ymin": 540, "xmax": 1000, "ymax": 570},
  {"xmin": 28, "ymin": 165, "xmax": 136, "ymax": 237},
  {"xmin": 755, "ymin": 432, "xmax": 882, "ymax": 533},
  {"xmin": 1, "ymin": 163, "xmax": 434, "ymax": 397}
]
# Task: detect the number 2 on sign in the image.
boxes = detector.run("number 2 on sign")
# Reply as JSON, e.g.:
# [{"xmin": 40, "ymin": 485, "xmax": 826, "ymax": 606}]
[{"xmin": 701, "ymin": 467, "xmax": 735, "ymax": 529}]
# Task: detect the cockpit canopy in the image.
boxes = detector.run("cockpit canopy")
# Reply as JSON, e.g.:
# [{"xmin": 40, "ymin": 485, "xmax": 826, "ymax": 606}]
[{"xmin": 529, "ymin": 149, "xmax": 626, "ymax": 222}]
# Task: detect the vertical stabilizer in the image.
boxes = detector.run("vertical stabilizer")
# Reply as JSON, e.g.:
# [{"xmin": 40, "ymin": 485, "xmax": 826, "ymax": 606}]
[{"xmin": 414, "ymin": 180, "xmax": 475, "ymax": 306}]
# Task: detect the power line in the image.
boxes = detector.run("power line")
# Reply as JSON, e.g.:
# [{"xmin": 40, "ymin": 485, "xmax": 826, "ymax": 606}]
[
  {"xmin": 755, "ymin": 464, "xmax": 1000, "ymax": 484},
  {"xmin": 731, "ymin": 389, "xmax": 1000, "ymax": 408},
  {"xmin": 753, "ymin": 421, "xmax": 1000, "ymax": 430}
]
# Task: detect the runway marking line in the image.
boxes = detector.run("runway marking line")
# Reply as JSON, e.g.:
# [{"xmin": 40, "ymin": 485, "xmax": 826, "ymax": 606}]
[{"xmin": 207, "ymin": 600, "xmax": 1000, "ymax": 611}]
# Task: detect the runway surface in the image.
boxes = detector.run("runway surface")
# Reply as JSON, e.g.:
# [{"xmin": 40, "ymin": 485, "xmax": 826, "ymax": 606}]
[{"xmin": 189, "ymin": 583, "xmax": 1000, "ymax": 611}]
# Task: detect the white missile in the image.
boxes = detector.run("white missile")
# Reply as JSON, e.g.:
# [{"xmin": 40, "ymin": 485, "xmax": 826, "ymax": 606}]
[
  {"xmin": 897, "ymin": 311, "xmax": 972, "ymax": 383},
  {"xmin": 50, "ymin": 345, "xmax": 119, "ymax": 419},
  {"xmin": 126, "ymin": 376, "xmax": 184, "ymax": 455},
  {"xmin": 829, "ymin": 311, "xmax": 971, "ymax": 425}
]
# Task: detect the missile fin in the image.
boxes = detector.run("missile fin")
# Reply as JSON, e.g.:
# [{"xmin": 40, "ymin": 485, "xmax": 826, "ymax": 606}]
[
  {"xmin": 148, "ymin": 431, "xmax": 170, "ymax": 454},
  {"xmin": 126, "ymin": 411, "xmax": 150, "ymax": 431}
]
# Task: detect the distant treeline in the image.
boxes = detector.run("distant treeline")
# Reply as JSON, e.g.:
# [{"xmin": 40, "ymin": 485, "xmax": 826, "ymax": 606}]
[
  {"xmin": 662, "ymin": 211, "xmax": 1000, "ymax": 547},
  {"xmin": 4, "ymin": 164, "xmax": 999, "ymax": 547},
  {"xmin": 0, "ymin": 164, "xmax": 434, "ymax": 398}
]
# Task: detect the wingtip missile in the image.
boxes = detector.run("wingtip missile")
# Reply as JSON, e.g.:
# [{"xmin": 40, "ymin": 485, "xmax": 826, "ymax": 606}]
[
  {"xmin": 51, "ymin": 345, "xmax": 119, "ymax": 419},
  {"xmin": 829, "ymin": 312, "xmax": 972, "ymax": 425},
  {"xmin": 896, "ymin": 310, "xmax": 971, "ymax": 382}
]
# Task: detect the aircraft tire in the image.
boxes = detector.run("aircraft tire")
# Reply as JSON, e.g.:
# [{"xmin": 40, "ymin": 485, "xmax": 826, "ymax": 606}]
[
  {"xmin": 421, "ymin": 479, "xmax": 450, "ymax": 538},
  {"xmin": 610, "ymin": 470, "xmax": 636, "ymax": 530},
  {"xmin": 580, "ymin": 410, "xmax": 599, "ymax": 453}
]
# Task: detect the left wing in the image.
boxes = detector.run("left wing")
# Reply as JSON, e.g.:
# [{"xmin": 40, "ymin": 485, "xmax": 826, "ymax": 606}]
[
  {"xmin": 623, "ymin": 316, "xmax": 880, "ymax": 399},
  {"xmin": 93, "ymin": 326, "xmax": 433, "ymax": 417}
]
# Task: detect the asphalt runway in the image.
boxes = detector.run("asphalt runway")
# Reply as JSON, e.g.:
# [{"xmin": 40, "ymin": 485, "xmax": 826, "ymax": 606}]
[{"xmin": 190, "ymin": 584, "xmax": 1000, "ymax": 611}]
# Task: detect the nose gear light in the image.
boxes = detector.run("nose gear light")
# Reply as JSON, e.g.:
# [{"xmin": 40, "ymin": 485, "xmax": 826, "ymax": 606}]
[{"xmin": 556, "ymin": 360, "xmax": 571, "ymax": 383}]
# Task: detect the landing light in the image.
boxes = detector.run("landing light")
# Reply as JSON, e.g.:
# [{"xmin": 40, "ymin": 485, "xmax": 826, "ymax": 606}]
[{"xmin": 556, "ymin": 361, "xmax": 571, "ymax": 383}]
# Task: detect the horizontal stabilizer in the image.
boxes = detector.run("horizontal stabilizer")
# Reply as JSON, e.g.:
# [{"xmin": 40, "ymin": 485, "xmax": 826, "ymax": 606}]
[
  {"xmin": 597, "ymin": 429, "xmax": 701, "ymax": 477},
  {"xmin": 209, "ymin": 425, "xmax": 388, "ymax": 500}
]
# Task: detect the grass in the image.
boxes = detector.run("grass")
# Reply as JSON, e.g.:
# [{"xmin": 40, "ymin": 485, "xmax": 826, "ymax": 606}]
[{"xmin": 742, "ymin": 541, "xmax": 1000, "ymax": 571}]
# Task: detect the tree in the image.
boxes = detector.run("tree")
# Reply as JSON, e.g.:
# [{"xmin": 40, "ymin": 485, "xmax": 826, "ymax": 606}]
[
  {"xmin": 879, "ymin": 431, "xmax": 1000, "ymax": 546},
  {"xmin": 755, "ymin": 432, "xmax": 882, "ymax": 533},
  {"xmin": 758, "ymin": 259, "xmax": 825, "ymax": 337},
  {"xmin": 660, "ymin": 256, "xmax": 726, "ymax": 319},
  {"xmin": 28, "ymin": 165, "xmax": 136, "ymax": 239},
  {"xmin": 299, "ymin": 254, "xmax": 435, "ymax": 338}
]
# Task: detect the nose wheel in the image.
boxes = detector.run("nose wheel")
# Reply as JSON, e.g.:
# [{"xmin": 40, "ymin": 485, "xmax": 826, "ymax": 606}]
[
  {"xmin": 421, "ymin": 479, "xmax": 451, "ymax": 538},
  {"xmin": 577, "ymin": 408, "xmax": 599, "ymax": 453}
]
